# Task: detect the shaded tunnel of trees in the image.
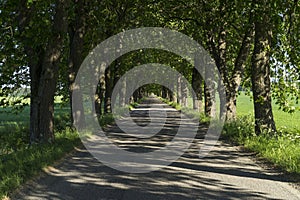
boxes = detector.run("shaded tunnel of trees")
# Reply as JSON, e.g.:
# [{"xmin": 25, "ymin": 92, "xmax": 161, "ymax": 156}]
[{"xmin": 0, "ymin": 0, "xmax": 299, "ymax": 144}]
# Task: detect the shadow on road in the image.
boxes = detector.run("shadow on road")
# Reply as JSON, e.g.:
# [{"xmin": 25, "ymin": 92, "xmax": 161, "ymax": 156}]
[{"xmin": 12, "ymin": 97, "xmax": 300, "ymax": 200}]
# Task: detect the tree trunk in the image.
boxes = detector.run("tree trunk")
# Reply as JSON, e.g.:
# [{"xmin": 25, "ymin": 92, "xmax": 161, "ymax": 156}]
[
  {"xmin": 119, "ymin": 77, "xmax": 126, "ymax": 107},
  {"xmin": 138, "ymin": 87, "xmax": 144, "ymax": 99},
  {"xmin": 204, "ymin": 4, "xmax": 254, "ymax": 121},
  {"xmin": 225, "ymin": 13, "xmax": 254, "ymax": 121},
  {"xmin": 68, "ymin": 0, "xmax": 86, "ymax": 129},
  {"xmin": 162, "ymin": 86, "xmax": 167, "ymax": 99},
  {"xmin": 18, "ymin": 0, "xmax": 69, "ymax": 143},
  {"xmin": 97, "ymin": 72, "xmax": 106, "ymax": 115},
  {"xmin": 29, "ymin": 59, "xmax": 42, "ymax": 143},
  {"xmin": 38, "ymin": 0, "xmax": 69, "ymax": 142},
  {"xmin": 251, "ymin": 1, "xmax": 276, "ymax": 134},
  {"xmin": 181, "ymin": 80, "xmax": 188, "ymax": 107},
  {"xmin": 204, "ymin": 83, "xmax": 216, "ymax": 118},
  {"xmin": 177, "ymin": 74, "xmax": 182, "ymax": 105},
  {"xmin": 104, "ymin": 66, "xmax": 115, "ymax": 113},
  {"xmin": 94, "ymin": 84, "xmax": 102, "ymax": 117},
  {"xmin": 167, "ymin": 88, "xmax": 173, "ymax": 101},
  {"xmin": 203, "ymin": 60, "xmax": 216, "ymax": 118},
  {"xmin": 17, "ymin": 0, "xmax": 41, "ymax": 143},
  {"xmin": 133, "ymin": 90, "xmax": 139, "ymax": 102},
  {"xmin": 192, "ymin": 68, "xmax": 203, "ymax": 112},
  {"xmin": 171, "ymin": 90, "xmax": 177, "ymax": 103}
]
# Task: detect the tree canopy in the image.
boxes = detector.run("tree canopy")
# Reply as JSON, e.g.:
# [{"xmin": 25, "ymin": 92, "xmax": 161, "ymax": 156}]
[{"xmin": 0, "ymin": 0, "xmax": 299, "ymax": 142}]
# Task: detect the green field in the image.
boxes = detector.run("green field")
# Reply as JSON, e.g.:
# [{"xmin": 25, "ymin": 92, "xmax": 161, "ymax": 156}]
[
  {"xmin": 1, "ymin": 93, "xmax": 298, "ymax": 133},
  {"xmin": 0, "ymin": 104, "xmax": 70, "ymax": 133},
  {"xmin": 237, "ymin": 93, "xmax": 300, "ymax": 131}
]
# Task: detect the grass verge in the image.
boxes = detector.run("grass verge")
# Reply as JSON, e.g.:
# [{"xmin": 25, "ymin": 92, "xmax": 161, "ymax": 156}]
[
  {"xmin": 159, "ymin": 96, "xmax": 300, "ymax": 174},
  {"xmin": 222, "ymin": 116, "xmax": 300, "ymax": 174},
  {"xmin": 159, "ymin": 97, "xmax": 210, "ymax": 122},
  {"xmin": 0, "ymin": 129, "xmax": 81, "ymax": 199},
  {"xmin": 0, "ymin": 111, "xmax": 118, "ymax": 199}
]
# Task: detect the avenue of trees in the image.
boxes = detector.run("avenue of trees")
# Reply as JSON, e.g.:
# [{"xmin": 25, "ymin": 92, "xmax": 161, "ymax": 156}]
[{"xmin": 0, "ymin": 0, "xmax": 299, "ymax": 143}]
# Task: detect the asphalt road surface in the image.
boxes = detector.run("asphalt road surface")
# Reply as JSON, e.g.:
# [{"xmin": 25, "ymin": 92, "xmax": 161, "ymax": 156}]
[{"xmin": 12, "ymin": 97, "xmax": 300, "ymax": 200}]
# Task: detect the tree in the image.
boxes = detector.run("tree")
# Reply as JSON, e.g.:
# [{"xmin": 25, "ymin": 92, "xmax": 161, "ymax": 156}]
[
  {"xmin": 157, "ymin": 0, "xmax": 254, "ymax": 120},
  {"xmin": 16, "ymin": 0, "xmax": 69, "ymax": 143},
  {"xmin": 251, "ymin": 0, "xmax": 276, "ymax": 134},
  {"xmin": 271, "ymin": 0, "xmax": 300, "ymax": 114},
  {"xmin": 0, "ymin": 1, "xmax": 30, "ymax": 112},
  {"xmin": 192, "ymin": 68, "xmax": 203, "ymax": 112},
  {"xmin": 68, "ymin": 0, "xmax": 87, "ymax": 129}
]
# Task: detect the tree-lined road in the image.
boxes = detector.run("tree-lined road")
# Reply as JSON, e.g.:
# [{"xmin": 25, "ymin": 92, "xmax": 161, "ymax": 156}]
[{"xmin": 12, "ymin": 98, "xmax": 300, "ymax": 200}]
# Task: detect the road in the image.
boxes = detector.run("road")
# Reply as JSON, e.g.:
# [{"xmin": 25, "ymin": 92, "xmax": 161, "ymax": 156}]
[{"xmin": 12, "ymin": 97, "xmax": 300, "ymax": 200}]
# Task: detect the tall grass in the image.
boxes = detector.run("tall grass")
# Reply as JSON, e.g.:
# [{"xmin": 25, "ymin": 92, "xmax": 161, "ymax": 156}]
[
  {"xmin": 0, "ymin": 102, "xmax": 123, "ymax": 199},
  {"xmin": 0, "ymin": 103, "xmax": 78, "ymax": 199},
  {"xmin": 0, "ymin": 129, "xmax": 81, "ymax": 199},
  {"xmin": 222, "ymin": 116, "xmax": 300, "ymax": 174},
  {"xmin": 161, "ymin": 95, "xmax": 300, "ymax": 174}
]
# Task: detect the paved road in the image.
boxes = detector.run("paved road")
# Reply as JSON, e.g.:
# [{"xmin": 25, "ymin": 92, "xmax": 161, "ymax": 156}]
[{"xmin": 12, "ymin": 97, "xmax": 300, "ymax": 200}]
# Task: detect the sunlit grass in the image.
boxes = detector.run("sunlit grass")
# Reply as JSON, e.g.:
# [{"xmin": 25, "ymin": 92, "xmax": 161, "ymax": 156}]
[
  {"xmin": 222, "ymin": 115, "xmax": 300, "ymax": 174},
  {"xmin": 228, "ymin": 93, "xmax": 300, "ymax": 174},
  {"xmin": 162, "ymin": 94, "xmax": 300, "ymax": 174},
  {"xmin": 0, "ymin": 94, "xmax": 299, "ymax": 198},
  {"xmin": 0, "ymin": 101, "xmax": 120, "ymax": 199},
  {"xmin": 237, "ymin": 92, "xmax": 300, "ymax": 131},
  {"xmin": 245, "ymin": 135, "xmax": 300, "ymax": 173}
]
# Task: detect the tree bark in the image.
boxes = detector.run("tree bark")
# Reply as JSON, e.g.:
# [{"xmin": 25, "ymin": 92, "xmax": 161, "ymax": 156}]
[
  {"xmin": 251, "ymin": 1, "xmax": 276, "ymax": 134},
  {"xmin": 133, "ymin": 90, "xmax": 139, "ymax": 102},
  {"xmin": 29, "ymin": 55, "xmax": 43, "ymax": 142},
  {"xmin": 104, "ymin": 67, "xmax": 113, "ymax": 113},
  {"xmin": 138, "ymin": 87, "xmax": 144, "ymax": 99},
  {"xmin": 18, "ymin": 0, "xmax": 69, "ymax": 143},
  {"xmin": 68, "ymin": 0, "xmax": 86, "ymax": 129},
  {"xmin": 204, "ymin": 4, "xmax": 254, "ymax": 121},
  {"xmin": 177, "ymin": 74, "xmax": 182, "ymax": 105},
  {"xmin": 181, "ymin": 80, "xmax": 188, "ymax": 107},
  {"xmin": 204, "ymin": 83, "xmax": 216, "ymax": 117},
  {"xmin": 17, "ymin": 0, "xmax": 40, "ymax": 143},
  {"xmin": 192, "ymin": 68, "xmax": 203, "ymax": 112},
  {"xmin": 119, "ymin": 77, "xmax": 126, "ymax": 107},
  {"xmin": 171, "ymin": 89, "xmax": 177, "ymax": 103},
  {"xmin": 225, "ymin": 13, "xmax": 254, "ymax": 121},
  {"xmin": 94, "ymin": 84, "xmax": 102, "ymax": 117},
  {"xmin": 162, "ymin": 86, "xmax": 167, "ymax": 99},
  {"xmin": 38, "ymin": 0, "xmax": 69, "ymax": 142},
  {"xmin": 204, "ymin": 61, "xmax": 216, "ymax": 118},
  {"xmin": 226, "ymin": 31, "xmax": 253, "ymax": 120},
  {"xmin": 167, "ymin": 88, "xmax": 173, "ymax": 101}
]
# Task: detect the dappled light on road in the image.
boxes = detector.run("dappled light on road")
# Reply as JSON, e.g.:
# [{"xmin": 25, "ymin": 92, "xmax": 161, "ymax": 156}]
[{"xmin": 12, "ymin": 98, "xmax": 300, "ymax": 200}]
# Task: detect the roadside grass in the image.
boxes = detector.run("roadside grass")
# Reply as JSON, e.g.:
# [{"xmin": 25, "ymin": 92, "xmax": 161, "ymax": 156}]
[
  {"xmin": 223, "ymin": 92, "xmax": 300, "ymax": 174},
  {"xmin": 0, "ymin": 101, "xmax": 118, "ymax": 199},
  {"xmin": 99, "ymin": 113, "xmax": 115, "ymax": 127},
  {"xmin": 160, "ymin": 94, "xmax": 300, "ymax": 174},
  {"xmin": 222, "ymin": 116, "xmax": 300, "ymax": 174},
  {"xmin": 1, "ymin": 94, "xmax": 299, "ymax": 198},
  {"xmin": 163, "ymin": 99, "xmax": 182, "ymax": 111},
  {"xmin": 0, "ymin": 103, "xmax": 72, "ymax": 155},
  {"xmin": 159, "ymin": 97, "xmax": 210, "ymax": 122},
  {"xmin": 0, "ymin": 129, "xmax": 81, "ymax": 199},
  {"xmin": 99, "ymin": 100, "xmax": 145, "ymax": 126},
  {"xmin": 0, "ymin": 103, "xmax": 77, "ymax": 199}
]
